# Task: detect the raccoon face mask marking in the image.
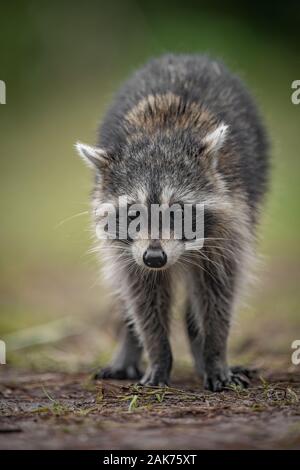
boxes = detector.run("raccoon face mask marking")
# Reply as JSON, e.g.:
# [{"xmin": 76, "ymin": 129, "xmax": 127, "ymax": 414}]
[{"xmin": 75, "ymin": 129, "xmax": 231, "ymax": 272}]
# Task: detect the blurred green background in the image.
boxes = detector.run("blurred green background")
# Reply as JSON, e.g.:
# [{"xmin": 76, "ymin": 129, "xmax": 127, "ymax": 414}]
[{"xmin": 0, "ymin": 0, "xmax": 300, "ymax": 373}]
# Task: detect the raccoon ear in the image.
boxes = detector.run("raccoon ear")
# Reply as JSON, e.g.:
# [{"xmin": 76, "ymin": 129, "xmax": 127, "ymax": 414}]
[
  {"xmin": 75, "ymin": 142, "xmax": 110, "ymax": 170},
  {"xmin": 203, "ymin": 123, "xmax": 229, "ymax": 157}
]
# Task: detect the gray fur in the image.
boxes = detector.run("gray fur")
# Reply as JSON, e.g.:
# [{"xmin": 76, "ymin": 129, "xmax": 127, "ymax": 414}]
[{"xmin": 77, "ymin": 54, "xmax": 269, "ymax": 391}]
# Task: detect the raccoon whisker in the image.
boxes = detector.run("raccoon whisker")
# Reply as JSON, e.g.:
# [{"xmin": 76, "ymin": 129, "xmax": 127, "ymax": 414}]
[
  {"xmin": 201, "ymin": 251, "xmax": 233, "ymax": 264},
  {"xmin": 102, "ymin": 254, "xmax": 134, "ymax": 265},
  {"xmin": 85, "ymin": 246, "xmax": 102, "ymax": 255},
  {"xmin": 99, "ymin": 246, "xmax": 131, "ymax": 253},
  {"xmin": 176, "ymin": 260, "xmax": 188, "ymax": 275},
  {"xmin": 55, "ymin": 211, "xmax": 89, "ymax": 228},
  {"xmin": 205, "ymin": 248, "xmax": 239, "ymax": 264},
  {"xmin": 125, "ymin": 265, "xmax": 139, "ymax": 278},
  {"xmin": 188, "ymin": 262, "xmax": 218, "ymax": 284},
  {"xmin": 150, "ymin": 270, "xmax": 157, "ymax": 291},
  {"xmin": 187, "ymin": 244, "xmax": 236, "ymax": 259},
  {"xmin": 180, "ymin": 255, "xmax": 219, "ymax": 283},
  {"xmin": 103, "ymin": 254, "xmax": 135, "ymax": 265},
  {"xmin": 202, "ymin": 244, "xmax": 233, "ymax": 250},
  {"xmin": 99, "ymin": 245, "xmax": 133, "ymax": 254},
  {"xmin": 191, "ymin": 261, "xmax": 219, "ymax": 283},
  {"xmin": 161, "ymin": 270, "xmax": 170, "ymax": 285},
  {"xmin": 193, "ymin": 250, "xmax": 225, "ymax": 271},
  {"xmin": 85, "ymin": 247, "xmax": 122, "ymax": 255},
  {"xmin": 200, "ymin": 253, "xmax": 224, "ymax": 271},
  {"xmin": 100, "ymin": 249, "xmax": 133, "ymax": 262},
  {"xmin": 203, "ymin": 237, "xmax": 231, "ymax": 241},
  {"xmin": 188, "ymin": 251, "xmax": 228, "ymax": 276},
  {"xmin": 202, "ymin": 246, "xmax": 236, "ymax": 262},
  {"xmin": 203, "ymin": 241, "xmax": 237, "ymax": 252},
  {"xmin": 185, "ymin": 238, "xmax": 233, "ymax": 253},
  {"xmin": 183, "ymin": 250, "xmax": 222, "ymax": 271}
]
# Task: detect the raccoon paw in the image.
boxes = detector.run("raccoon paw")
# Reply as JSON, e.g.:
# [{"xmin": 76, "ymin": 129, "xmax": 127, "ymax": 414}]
[
  {"xmin": 230, "ymin": 365, "xmax": 258, "ymax": 380},
  {"xmin": 204, "ymin": 369, "xmax": 231, "ymax": 392},
  {"xmin": 94, "ymin": 364, "xmax": 142, "ymax": 381},
  {"xmin": 204, "ymin": 366, "xmax": 255, "ymax": 392},
  {"xmin": 139, "ymin": 369, "xmax": 169, "ymax": 387}
]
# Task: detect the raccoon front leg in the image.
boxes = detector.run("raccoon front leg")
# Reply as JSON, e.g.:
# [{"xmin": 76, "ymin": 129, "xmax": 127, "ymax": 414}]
[
  {"xmin": 187, "ymin": 262, "xmax": 250, "ymax": 392},
  {"xmin": 95, "ymin": 321, "xmax": 143, "ymax": 380},
  {"xmin": 201, "ymin": 295, "xmax": 232, "ymax": 392},
  {"xmin": 185, "ymin": 305, "xmax": 205, "ymax": 376},
  {"xmin": 133, "ymin": 274, "xmax": 172, "ymax": 387}
]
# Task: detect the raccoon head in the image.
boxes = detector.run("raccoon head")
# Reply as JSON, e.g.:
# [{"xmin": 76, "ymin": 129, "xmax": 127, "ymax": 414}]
[{"xmin": 76, "ymin": 122, "xmax": 230, "ymax": 271}]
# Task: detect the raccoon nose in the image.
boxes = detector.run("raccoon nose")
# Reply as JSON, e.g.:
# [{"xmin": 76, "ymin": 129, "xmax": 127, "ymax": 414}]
[{"xmin": 143, "ymin": 247, "xmax": 167, "ymax": 268}]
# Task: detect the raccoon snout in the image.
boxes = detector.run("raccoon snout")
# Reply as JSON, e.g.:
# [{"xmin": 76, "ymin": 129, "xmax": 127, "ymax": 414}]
[{"xmin": 143, "ymin": 246, "xmax": 167, "ymax": 269}]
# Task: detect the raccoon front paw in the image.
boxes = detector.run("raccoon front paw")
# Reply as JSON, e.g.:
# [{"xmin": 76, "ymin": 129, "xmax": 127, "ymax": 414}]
[
  {"xmin": 204, "ymin": 366, "xmax": 253, "ymax": 392},
  {"xmin": 94, "ymin": 364, "xmax": 142, "ymax": 381},
  {"xmin": 204, "ymin": 368, "xmax": 230, "ymax": 392},
  {"xmin": 230, "ymin": 365, "xmax": 257, "ymax": 381},
  {"xmin": 139, "ymin": 368, "xmax": 169, "ymax": 387}
]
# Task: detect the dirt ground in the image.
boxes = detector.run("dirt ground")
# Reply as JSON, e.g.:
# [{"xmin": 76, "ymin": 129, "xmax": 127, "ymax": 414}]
[
  {"xmin": 1, "ymin": 368, "xmax": 300, "ymax": 450},
  {"xmin": 1, "ymin": 258, "xmax": 300, "ymax": 449}
]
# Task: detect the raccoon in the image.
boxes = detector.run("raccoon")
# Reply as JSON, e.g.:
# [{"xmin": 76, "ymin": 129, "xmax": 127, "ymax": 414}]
[{"xmin": 76, "ymin": 54, "xmax": 269, "ymax": 391}]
